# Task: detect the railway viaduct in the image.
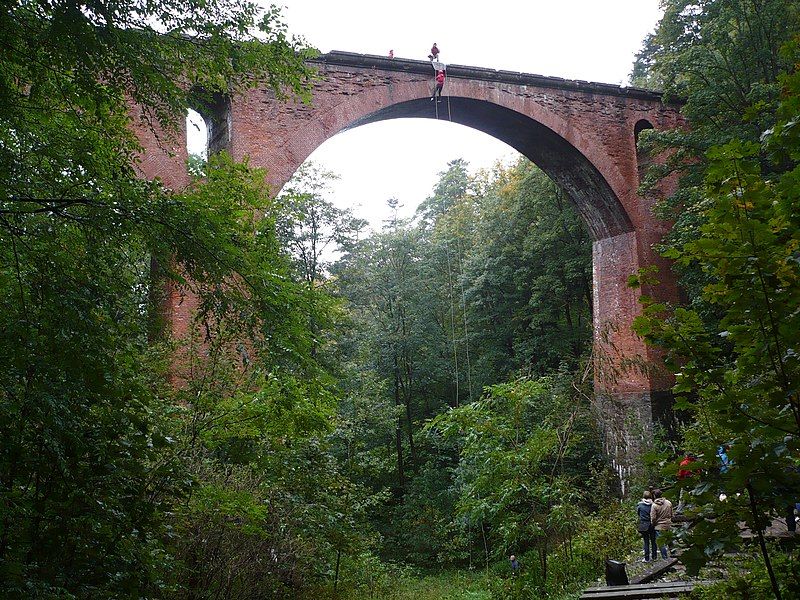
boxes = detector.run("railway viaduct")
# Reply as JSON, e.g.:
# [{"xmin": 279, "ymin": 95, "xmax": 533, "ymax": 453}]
[{"xmin": 134, "ymin": 51, "xmax": 685, "ymax": 484}]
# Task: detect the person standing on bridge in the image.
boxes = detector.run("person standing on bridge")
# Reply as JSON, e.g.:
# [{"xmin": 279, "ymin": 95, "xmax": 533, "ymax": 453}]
[
  {"xmin": 428, "ymin": 42, "xmax": 440, "ymax": 62},
  {"xmin": 431, "ymin": 69, "xmax": 445, "ymax": 101}
]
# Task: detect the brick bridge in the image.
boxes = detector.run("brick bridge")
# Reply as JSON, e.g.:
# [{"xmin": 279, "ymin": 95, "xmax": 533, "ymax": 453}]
[{"xmin": 136, "ymin": 51, "xmax": 684, "ymax": 484}]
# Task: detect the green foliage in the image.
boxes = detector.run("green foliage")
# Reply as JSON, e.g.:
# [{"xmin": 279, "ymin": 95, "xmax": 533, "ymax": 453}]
[
  {"xmin": 464, "ymin": 161, "xmax": 593, "ymax": 380},
  {"xmin": 634, "ymin": 47, "xmax": 800, "ymax": 571},
  {"xmin": 277, "ymin": 162, "xmax": 367, "ymax": 287},
  {"xmin": 188, "ymin": 153, "xmax": 207, "ymax": 179},
  {"xmin": 0, "ymin": 123, "xmax": 365, "ymax": 595},
  {"xmin": 1, "ymin": 0, "xmax": 316, "ymax": 210},
  {"xmin": 489, "ymin": 500, "xmax": 635, "ymax": 600},
  {"xmin": 331, "ymin": 158, "xmax": 596, "ymax": 576},
  {"xmin": 631, "ymin": 0, "xmax": 797, "ymax": 141},
  {"xmin": 314, "ymin": 567, "xmax": 492, "ymax": 600},
  {"xmin": 0, "ymin": 0, "xmax": 334, "ymax": 592},
  {"xmin": 632, "ymin": 0, "xmax": 800, "ymax": 325},
  {"xmin": 631, "ymin": 6, "xmax": 800, "ymax": 594},
  {"xmin": 688, "ymin": 549, "xmax": 800, "ymax": 600},
  {"xmin": 430, "ymin": 373, "xmax": 605, "ymax": 596}
]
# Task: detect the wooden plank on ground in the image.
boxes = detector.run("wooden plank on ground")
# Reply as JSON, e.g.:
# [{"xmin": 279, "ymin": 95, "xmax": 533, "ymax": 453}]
[
  {"xmin": 580, "ymin": 584, "xmax": 695, "ymax": 599},
  {"xmin": 584, "ymin": 580, "xmax": 692, "ymax": 593},
  {"xmin": 630, "ymin": 558, "xmax": 679, "ymax": 584},
  {"xmin": 581, "ymin": 580, "xmax": 717, "ymax": 600}
]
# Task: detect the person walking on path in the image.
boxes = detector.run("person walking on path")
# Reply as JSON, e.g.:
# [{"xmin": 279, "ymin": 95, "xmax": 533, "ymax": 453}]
[
  {"xmin": 651, "ymin": 488, "xmax": 673, "ymax": 559},
  {"xmin": 637, "ymin": 490, "xmax": 657, "ymax": 562},
  {"xmin": 428, "ymin": 42, "xmax": 440, "ymax": 61},
  {"xmin": 509, "ymin": 555, "xmax": 520, "ymax": 577}
]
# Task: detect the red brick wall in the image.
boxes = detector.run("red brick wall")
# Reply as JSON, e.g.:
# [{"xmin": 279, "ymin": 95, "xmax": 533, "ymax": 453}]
[{"xmin": 133, "ymin": 54, "xmax": 686, "ymax": 472}]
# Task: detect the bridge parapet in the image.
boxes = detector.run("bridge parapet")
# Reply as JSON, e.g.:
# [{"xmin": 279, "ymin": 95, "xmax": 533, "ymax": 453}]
[{"xmin": 311, "ymin": 51, "xmax": 667, "ymax": 102}]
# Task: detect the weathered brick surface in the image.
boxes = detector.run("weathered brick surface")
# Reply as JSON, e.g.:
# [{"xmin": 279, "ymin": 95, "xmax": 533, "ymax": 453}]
[
  {"xmin": 129, "ymin": 102, "xmax": 197, "ymax": 350},
  {"xmin": 134, "ymin": 51, "xmax": 686, "ymax": 474}
]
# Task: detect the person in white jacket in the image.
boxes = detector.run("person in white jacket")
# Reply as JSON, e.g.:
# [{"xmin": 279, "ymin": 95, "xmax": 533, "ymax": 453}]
[{"xmin": 650, "ymin": 488, "xmax": 673, "ymax": 560}]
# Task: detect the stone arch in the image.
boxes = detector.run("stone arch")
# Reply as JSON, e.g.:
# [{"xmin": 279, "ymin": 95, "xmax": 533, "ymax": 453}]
[
  {"xmin": 228, "ymin": 79, "xmax": 676, "ymax": 479},
  {"xmin": 234, "ymin": 78, "xmax": 648, "ymax": 244},
  {"xmin": 135, "ymin": 55, "xmax": 685, "ymax": 481},
  {"xmin": 343, "ymin": 96, "xmax": 633, "ymax": 241}
]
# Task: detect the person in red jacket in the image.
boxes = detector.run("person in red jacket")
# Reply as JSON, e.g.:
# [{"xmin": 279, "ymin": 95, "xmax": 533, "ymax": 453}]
[
  {"xmin": 676, "ymin": 453, "xmax": 698, "ymax": 513},
  {"xmin": 431, "ymin": 69, "xmax": 445, "ymax": 101},
  {"xmin": 677, "ymin": 454, "xmax": 697, "ymax": 479}
]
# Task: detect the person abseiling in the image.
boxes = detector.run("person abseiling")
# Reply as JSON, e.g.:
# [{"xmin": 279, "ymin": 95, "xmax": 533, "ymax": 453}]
[{"xmin": 432, "ymin": 69, "xmax": 445, "ymax": 101}]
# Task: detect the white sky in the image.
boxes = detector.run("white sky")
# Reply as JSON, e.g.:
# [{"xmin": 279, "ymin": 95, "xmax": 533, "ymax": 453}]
[{"xmin": 189, "ymin": 0, "xmax": 663, "ymax": 229}]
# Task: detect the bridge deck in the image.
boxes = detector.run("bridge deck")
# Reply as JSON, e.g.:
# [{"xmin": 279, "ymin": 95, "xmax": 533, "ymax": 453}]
[{"xmin": 310, "ymin": 50, "xmax": 669, "ymax": 103}]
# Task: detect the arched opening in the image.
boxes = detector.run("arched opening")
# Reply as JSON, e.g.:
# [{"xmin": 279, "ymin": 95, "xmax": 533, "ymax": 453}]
[
  {"xmin": 343, "ymin": 97, "xmax": 633, "ymax": 241},
  {"xmin": 274, "ymin": 111, "xmax": 601, "ymax": 553},
  {"xmin": 279, "ymin": 112, "xmax": 596, "ymax": 390},
  {"xmin": 186, "ymin": 108, "xmax": 208, "ymax": 176},
  {"xmin": 634, "ymin": 118, "xmax": 656, "ymax": 188},
  {"xmin": 634, "ymin": 118, "xmax": 654, "ymax": 142},
  {"xmin": 187, "ymin": 91, "xmax": 232, "ymax": 159}
]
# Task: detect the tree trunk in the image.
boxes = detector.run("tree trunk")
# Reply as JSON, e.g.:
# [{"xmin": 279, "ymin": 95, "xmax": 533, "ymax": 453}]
[
  {"xmin": 393, "ymin": 359, "xmax": 405, "ymax": 491},
  {"xmin": 334, "ymin": 548, "xmax": 341, "ymax": 591},
  {"xmin": 481, "ymin": 520, "xmax": 490, "ymax": 577},
  {"xmin": 402, "ymin": 364, "xmax": 417, "ymax": 466},
  {"xmin": 747, "ymin": 483, "xmax": 782, "ymax": 600}
]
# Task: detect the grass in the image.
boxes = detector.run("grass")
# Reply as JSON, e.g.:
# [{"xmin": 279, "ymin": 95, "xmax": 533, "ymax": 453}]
[{"xmin": 317, "ymin": 570, "xmax": 495, "ymax": 600}]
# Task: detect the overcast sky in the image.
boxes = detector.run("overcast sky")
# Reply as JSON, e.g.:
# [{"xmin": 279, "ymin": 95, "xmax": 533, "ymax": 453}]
[{"xmin": 189, "ymin": 1, "xmax": 663, "ymax": 229}]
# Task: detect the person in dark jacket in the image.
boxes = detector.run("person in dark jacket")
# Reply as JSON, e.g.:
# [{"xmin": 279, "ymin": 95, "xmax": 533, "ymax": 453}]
[
  {"xmin": 637, "ymin": 490, "xmax": 657, "ymax": 562},
  {"xmin": 428, "ymin": 42, "xmax": 440, "ymax": 61},
  {"xmin": 509, "ymin": 555, "xmax": 520, "ymax": 577}
]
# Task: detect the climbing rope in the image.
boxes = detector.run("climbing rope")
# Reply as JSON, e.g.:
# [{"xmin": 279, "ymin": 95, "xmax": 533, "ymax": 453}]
[
  {"xmin": 456, "ymin": 239, "xmax": 473, "ymax": 401},
  {"xmin": 433, "ymin": 88, "xmax": 452, "ymax": 121},
  {"xmin": 444, "ymin": 240, "xmax": 459, "ymax": 406}
]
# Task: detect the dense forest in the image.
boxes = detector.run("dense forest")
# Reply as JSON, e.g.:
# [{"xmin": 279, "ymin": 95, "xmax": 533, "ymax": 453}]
[{"xmin": 1, "ymin": 0, "xmax": 799, "ymax": 599}]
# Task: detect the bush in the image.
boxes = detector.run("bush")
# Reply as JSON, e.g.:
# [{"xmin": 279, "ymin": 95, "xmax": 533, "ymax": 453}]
[{"xmin": 688, "ymin": 548, "xmax": 800, "ymax": 600}]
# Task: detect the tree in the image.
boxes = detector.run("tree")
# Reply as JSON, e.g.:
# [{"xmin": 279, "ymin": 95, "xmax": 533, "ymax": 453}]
[
  {"xmin": 0, "ymin": 0, "xmax": 319, "ymax": 595},
  {"xmin": 277, "ymin": 162, "xmax": 366, "ymax": 288},
  {"xmin": 331, "ymin": 158, "xmax": 596, "ymax": 570},
  {"xmin": 630, "ymin": 8, "xmax": 800, "ymax": 595},
  {"xmin": 632, "ymin": 69, "xmax": 800, "ymax": 594},
  {"xmin": 464, "ymin": 159, "xmax": 593, "ymax": 383},
  {"xmin": 429, "ymin": 373, "xmax": 603, "ymax": 595},
  {"xmin": 632, "ymin": 0, "xmax": 800, "ymax": 321}
]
